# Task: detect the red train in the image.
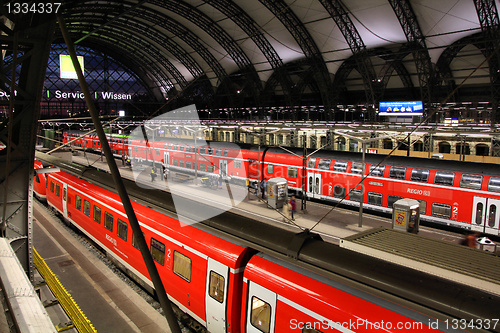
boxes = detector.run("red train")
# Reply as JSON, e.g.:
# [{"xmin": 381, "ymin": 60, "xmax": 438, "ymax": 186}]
[
  {"xmin": 36, "ymin": 155, "xmax": 499, "ymax": 333},
  {"xmin": 62, "ymin": 131, "xmax": 500, "ymax": 236}
]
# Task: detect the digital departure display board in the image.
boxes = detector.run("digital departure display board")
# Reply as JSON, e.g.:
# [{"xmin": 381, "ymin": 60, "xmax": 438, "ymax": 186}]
[{"xmin": 378, "ymin": 101, "xmax": 423, "ymax": 116}]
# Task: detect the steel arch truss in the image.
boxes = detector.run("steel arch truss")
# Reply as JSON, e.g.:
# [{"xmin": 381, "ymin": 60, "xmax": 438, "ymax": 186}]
[
  {"xmin": 388, "ymin": 0, "xmax": 433, "ymax": 111},
  {"xmin": 319, "ymin": 0, "xmax": 378, "ymax": 105},
  {"xmin": 0, "ymin": 13, "xmax": 56, "ymax": 277},
  {"xmin": 473, "ymin": 0, "xmax": 500, "ymax": 123},
  {"xmin": 258, "ymin": 0, "xmax": 333, "ymax": 116}
]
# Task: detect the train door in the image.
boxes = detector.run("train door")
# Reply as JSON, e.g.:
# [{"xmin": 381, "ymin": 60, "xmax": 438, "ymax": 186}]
[
  {"xmin": 307, "ymin": 173, "xmax": 321, "ymax": 198},
  {"xmin": 205, "ymin": 258, "xmax": 229, "ymax": 332},
  {"xmin": 62, "ymin": 183, "xmax": 68, "ymax": 219},
  {"xmin": 246, "ymin": 282, "xmax": 276, "ymax": 333},
  {"xmin": 471, "ymin": 197, "xmax": 500, "ymax": 235},
  {"xmin": 219, "ymin": 159, "xmax": 227, "ymax": 176},
  {"xmin": 164, "ymin": 152, "xmax": 169, "ymax": 167}
]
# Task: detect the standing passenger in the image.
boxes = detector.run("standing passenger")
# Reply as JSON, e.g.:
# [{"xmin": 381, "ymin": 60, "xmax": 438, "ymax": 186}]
[{"xmin": 290, "ymin": 196, "xmax": 297, "ymax": 220}]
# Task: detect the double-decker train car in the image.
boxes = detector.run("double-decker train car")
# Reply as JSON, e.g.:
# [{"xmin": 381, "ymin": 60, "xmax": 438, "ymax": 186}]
[
  {"xmin": 62, "ymin": 131, "xmax": 500, "ymax": 236},
  {"xmin": 33, "ymin": 159, "xmax": 48, "ymax": 201},
  {"xmin": 41, "ymin": 164, "xmax": 499, "ymax": 332}
]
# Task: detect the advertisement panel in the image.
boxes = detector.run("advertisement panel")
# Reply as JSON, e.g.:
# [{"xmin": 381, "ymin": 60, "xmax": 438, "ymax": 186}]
[
  {"xmin": 60, "ymin": 55, "xmax": 84, "ymax": 79},
  {"xmin": 378, "ymin": 101, "xmax": 423, "ymax": 116}
]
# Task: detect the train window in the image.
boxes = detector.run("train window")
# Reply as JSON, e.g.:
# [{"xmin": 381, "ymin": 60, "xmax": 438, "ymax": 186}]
[
  {"xmin": 164, "ymin": 143, "xmax": 169, "ymax": 149},
  {"xmin": 387, "ymin": 195, "xmax": 403, "ymax": 208},
  {"xmin": 488, "ymin": 205, "xmax": 497, "ymax": 228},
  {"xmin": 267, "ymin": 164, "xmax": 273, "ymax": 174},
  {"xmin": 288, "ymin": 167, "xmax": 298, "ymax": 178},
  {"xmin": 369, "ymin": 165, "xmax": 385, "ymax": 177},
  {"xmin": 186, "ymin": 161, "xmax": 191, "ymax": 169},
  {"xmin": 475, "ymin": 202, "xmax": 484, "ymax": 225},
  {"xmin": 199, "ymin": 146, "xmax": 206, "ymax": 154},
  {"xmin": 150, "ymin": 238, "xmax": 165, "ymax": 266},
  {"xmin": 308, "ymin": 158, "xmax": 316, "ymax": 168},
  {"xmin": 75, "ymin": 195, "xmax": 82, "ymax": 211},
  {"xmin": 223, "ymin": 149, "xmax": 229, "ymax": 157},
  {"xmin": 487, "ymin": 177, "xmax": 500, "ymax": 192},
  {"xmin": 192, "ymin": 162, "xmax": 197, "ymax": 170},
  {"xmin": 416, "ymin": 200, "xmax": 427, "ymax": 214},
  {"xmin": 250, "ymin": 296, "xmax": 271, "ymax": 333},
  {"xmin": 234, "ymin": 160, "xmax": 241, "ymax": 169},
  {"xmin": 432, "ymin": 203, "xmax": 451, "ymax": 219},
  {"xmin": 333, "ymin": 160, "xmax": 348, "ymax": 172},
  {"xmin": 208, "ymin": 271, "xmax": 225, "ymax": 303},
  {"xmin": 215, "ymin": 148, "xmax": 222, "ymax": 156},
  {"xmin": 207, "ymin": 147, "xmax": 213, "ymax": 155},
  {"xmin": 317, "ymin": 159, "xmax": 331, "ymax": 170},
  {"xmin": 185, "ymin": 145, "xmax": 191, "ymax": 152},
  {"xmin": 389, "ymin": 166, "xmax": 406, "ymax": 179},
  {"xmin": 117, "ymin": 219, "xmax": 128, "ymax": 241},
  {"xmin": 434, "ymin": 171, "xmax": 455, "ymax": 186},
  {"xmin": 179, "ymin": 160, "xmax": 185, "ymax": 168},
  {"xmin": 199, "ymin": 164, "xmax": 206, "ymax": 172},
  {"xmin": 93, "ymin": 205, "xmax": 102, "ymax": 224},
  {"xmin": 173, "ymin": 251, "xmax": 191, "ymax": 281},
  {"xmin": 191, "ymin": 146, "xmax": 196, "ymax": 153},
  {"xmin": 207, "ymin": 165, "xmax": 214, "ymax": 172},
  {"xmin": 333, "ymin": 186, "xmax": 345, "ymax": 198},
  {"xmin": 179, "ymin": 145, "xmax": 185, "ymax": 151},
  {"xmin": 104, "ymin": 212, "xmax": 113, "ymax": 232},
  {"xmin": 349, "ymin": 189, "xmax": 362, "ymax": 202},
  {"xmin": 84, "ymin": 200, "xmax": 91, "ymax": 216},
  {"xmin": 368, "ymin": 192, "xmax": 383, "ymax": 206},
  {"xmin": 350, "ymin": 162, "xmax": 363, "ymax": 174},
  {"xmin": 173, "ymin": 144, "xmax": 179, "ymax": 150},
  {"xmin": 35, "ymin": 174, "xmax": 40, "ymax": 183},
  {"xmin": 460, "ymin": 174, "xmax": 483, "ymax": 189},
  {"xmin": 55, "ymin": 184, "xmax": 61, "ymax": 197},
  {"xmin": 63, "ymin": 187, "xmax": 67, "ymax": 201},
  {"xmin": 410, "ymin": 168, "xmax": 429, "ymax": 182},
  {"xmin": 173, "ymin": 159, "xmax": 178, "ymax": 166}
]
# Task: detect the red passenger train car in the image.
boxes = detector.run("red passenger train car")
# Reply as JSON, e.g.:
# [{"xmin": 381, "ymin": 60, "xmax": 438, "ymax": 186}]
[
  {"xmin": 42, "ymin": 168, "xmax": 492, "ymax": 332},
  {"xmin": 62, "ymin": 131, "xmax": 500, "ymax": 236},
  {"xmin": 33, "ymin": 159, "xmax": 48, "ymax": 201}
]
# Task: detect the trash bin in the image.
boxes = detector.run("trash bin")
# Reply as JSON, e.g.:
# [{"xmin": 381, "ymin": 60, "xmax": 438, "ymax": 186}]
[
  {"xmin": 477, "ymin": 237, "xmax": 497, "ymax": 253},
  {"xmin": 392, "ymin": 198, "xmax": 420, "ymax": 233},
  {"xmin": 267, "ymin": 177, "xmax": 288, "ymax": 209}
]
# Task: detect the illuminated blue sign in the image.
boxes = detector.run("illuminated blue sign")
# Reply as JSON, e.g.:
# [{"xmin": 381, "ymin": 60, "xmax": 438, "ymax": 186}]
[{"xmin": 378, "ymin": 101, "xmax": 423, "ymax": 116}]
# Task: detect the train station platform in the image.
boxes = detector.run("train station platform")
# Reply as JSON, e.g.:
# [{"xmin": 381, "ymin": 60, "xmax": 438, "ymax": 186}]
[{"xmin": 33, "ymin": 200, "xmax": 171, "ymax": 333}]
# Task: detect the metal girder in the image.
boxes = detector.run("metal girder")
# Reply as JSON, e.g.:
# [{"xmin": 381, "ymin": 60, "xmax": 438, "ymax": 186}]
[
  {"xmin": 0, "ymin": 13, "xmax": 55, "ymax": 278},
  {"xmin": 201, "ymin": 0, "xmax": 294, "ymax": 100},
  {"xmin": 388, "ymin": 0, "xmax": 433, "ymax": 112},
  {"xmin": 258, "ymin": 0, "xmax": 333, "ymax": 117},
  {"xmin": 473, "ymin": 0, "xmax": 500, "ymax": 124},
  {"xmin": 63, "ymin": 1, "xmax": 226, "ymax": 94},
  {"xmin": 377, "ymin": 47, "xmax": 415, "ymax": 100},
  {"xmin": 65, "ymin": 20, "xmax": 184, "ymax": 89},
  {"xmin": 147, "ymin": 0, "xmax": 261, "ymax": 89},
  {"xmin": 318, "ymin": 0, "xmax": 378, "ymax": 105}
]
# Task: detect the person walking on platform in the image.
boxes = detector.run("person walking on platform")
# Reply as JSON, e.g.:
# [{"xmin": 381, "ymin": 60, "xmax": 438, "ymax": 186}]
[
  {"xmin": 282, "ymin": 198, "xmax": 291, "ymax": 222},
  {"xmin": 151, "ymin": 167, "xmax": 156, "ymax": 182},
  {"xmin": 260, "ymin": 178, "xmax": 267, "ymax": 199},
  {"xmin": 290, "ymin": 196, "xmax": 297, "ymax": 220}
]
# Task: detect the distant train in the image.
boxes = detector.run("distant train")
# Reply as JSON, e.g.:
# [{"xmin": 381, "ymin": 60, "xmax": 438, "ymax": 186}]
[
  {"xmin": 62, "ymin": 131, "xmax": 500, "ymax": 236},
  {"xmin": 34, "ymin": 158, "xmax": 499, "ymax": 333}
]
